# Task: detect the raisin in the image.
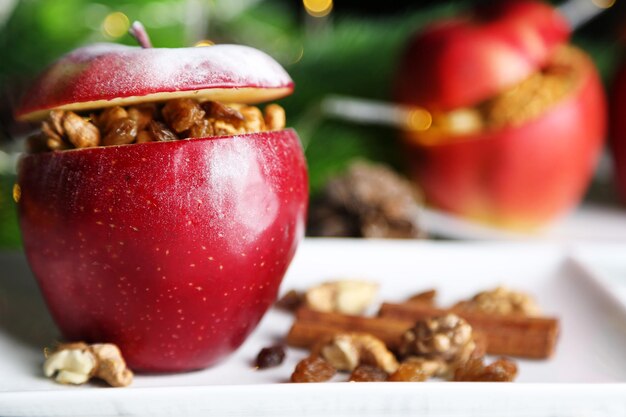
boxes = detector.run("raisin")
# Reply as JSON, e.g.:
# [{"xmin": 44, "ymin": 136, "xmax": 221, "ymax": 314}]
[
  {"xmin": 387, "ymin": 362, "xmax": 430, "ymax": 382},
  {"xmin": 275, "ymin": 290, "xmax": 304, "ymax": 312},
  {"xmin": 291, "ymin": 356, "xmax": 336, "ymax": 383},
  {"xmin": 162, "ymin": 98, "xmax": 205, "ymax": 133},
  {"xmin": 255, "ymin": 345, "xmax": 286, "ymax": 369},
  {"xmin": 148, "ymin": 120, "xmax": 178, "ymax": 142},
  {"xmin": 349, "ymin": 364, "xmax": 388, "ymax": 382},
  {"xmin": 453, "ymin": 357, "xmax": 517, "ymax": 382},
  {"xmin": 203, "ymin": 101, "xmax": 245, "ymax": 123},
  {"xmin": 103, "ymin": 118, "xmax": 138, "ymax": 146}
]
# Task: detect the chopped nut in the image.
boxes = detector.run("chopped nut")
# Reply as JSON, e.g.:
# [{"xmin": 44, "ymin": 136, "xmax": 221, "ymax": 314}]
[
  {"xmin": 240, "ymin": 106, "xmax": 265, "ymax": 132},
  {"xmin": 212, "ymin": 119, "xmax": 244, "ymax": 136},
  {"xmin": 291, "ymin": 356, "xmax": 336, "ymax": 383},
  {"xmin": 97, "ymin": 107, "xmax": 128, "ymax": 132},
  {"xmin": 453, "ymin": 357, "xmax": 518, "ymax": 382},
  {"xmin": 41, "ymin": 120, "xmax": 63, "ymax": 143},
  {"xmin": 349, "ymin": 364, "xmax": 388, "ymax": 382},
  {"xmin": 162, "ymin": 98, "xmax": 205, "ymax": 133},
  {"xmin": 255, "ymin": 345, "xmax": 286, "ymax": 369},
  {"xmin": 49, "ymin": 110, "xmax": 65, "ymax": 136},
  {"xmin": 264, "ymin": 104, "xmax": 286, "ymax": 131},
  {"xmin": 188, "ymin": 119, "xmax": 215, "ymax": 138},
  {"xmin": 62, "ymin": 112, "xmax": 100, "ymax": 148},
  {"xmin": 454, "ymin": 286, "xmax": 541, "ymax": 316},
  {"xmin": 398, "ymin": 313, "xmax": 475, "ymax": 376},
  {"xmin": 149, "ymin": 120, "xmax": 178, "ymax": 142},
  {"xmin": 305, "ymin": 280, "xmax": 378, "ymax": 315},
  {"xmin": 136, "ymin": 130, "xmax": 154, "ymax": 144},
  {"xmin": 43, "ymin": 342, "xmax": 96, "ymax": 385},
  {"xmin": 320, "ymin": 332, "xmax": 398, "ymax": 373},
  {"xmin": 43, "ymin": 342, "xmax": 133, "ymax": 387},
  {"xmin": 127, "ymin": 104, "xmax": 156, "ymax": 131},
  {"xmin": 102, "ymin": 118, "xmax": 138, "ymax": 146},
  {"xmin": 89, "ymin": 343, "xmax": 133, "ymax": 387}
]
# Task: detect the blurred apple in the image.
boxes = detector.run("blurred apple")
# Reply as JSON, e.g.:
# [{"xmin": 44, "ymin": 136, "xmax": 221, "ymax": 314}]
[{"xmin": 394, "ymin": 0, "xmax": 606, "ymax": 230}]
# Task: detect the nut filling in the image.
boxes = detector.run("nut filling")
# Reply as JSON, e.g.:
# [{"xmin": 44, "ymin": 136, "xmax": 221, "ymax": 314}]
[{"xmin": 28, "ymin": 99, "xmax": 286, "ymax": 153}]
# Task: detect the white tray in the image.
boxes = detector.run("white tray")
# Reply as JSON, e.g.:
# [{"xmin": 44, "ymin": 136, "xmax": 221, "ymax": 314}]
[{"xmin": 1, "ymin": 239, "xmax": 625, "ymax": 416}]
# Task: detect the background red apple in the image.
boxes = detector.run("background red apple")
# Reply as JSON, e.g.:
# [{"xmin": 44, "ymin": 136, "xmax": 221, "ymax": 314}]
[
  {"xmin": 610, "ymin": 58, "xmax": 626, "ymax": 201},
  {"xmin": 14, "ymin": 41, "xmax": 307, "ymax": 372},
  {"xmin": 394, "ymin": 0, "xmax": 606, "ymax": 230}
]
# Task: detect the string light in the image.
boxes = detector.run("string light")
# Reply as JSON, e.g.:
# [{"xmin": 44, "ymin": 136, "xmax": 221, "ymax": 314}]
[
  {"xmin": 303, "ymin": 0, "xmax": 333, "ymax": 18},
  {"xmin": 591, "ymin": 0, "xmax": 615, "ymax": 8},
  {"xmin": 194, "ymin": 40, "xmax": 215, "ymax": 47},
  {"xmin": 102, "ymin": 12, "xmax": 130, "ymax": 38}
]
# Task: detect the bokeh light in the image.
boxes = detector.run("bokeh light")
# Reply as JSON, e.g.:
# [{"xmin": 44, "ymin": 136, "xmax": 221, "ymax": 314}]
[
  {"xmin": 405, "ymin": 108, "xmax": 433, "ymax": 131},
  {"xmin": 591, "ymin": 0, "xmax": 616, "ymax": 8},
  {"xmin": 102, "ymin": 11, "xmax": 130, "ymax": 38},
  {"xmin": 194, "ymin": 40, "xmax": 215, "ymax": 47},
  {"xmin": 303, "ymin": 0, "xmax": 333, "ymax": 18}
]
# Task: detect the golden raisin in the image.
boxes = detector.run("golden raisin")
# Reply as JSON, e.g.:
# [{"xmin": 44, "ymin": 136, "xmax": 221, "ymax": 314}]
[
  {"xmin": 387, "ymin": 362, "xmax": 430, "ymax": 382},
  {"xmin": 203, "ymin": 101, "xmax": 245, "ymax": 123},
  {"xmin": 162, "ymin": 98, "xmax": 205, "ymax": 133},
  {"xmin": 188, "ymin": 119, "xmax": 214, "ymax": 139},
  {"xmin": 103, "ymin": 118, "xmax": 138, "ymax": 146},
  {"xmin": 128, "ymin": 104, "xmax": 156, "ymax": 131},
  {"xmin": 349, "ymin": 364, "xmax": 388, "ymax": 382},
  {"xmin": 148, "ymin": 121, "xmax": 178, "ymax": 142},
  {"xmin": 136, "ymin": 130, "xmax": 154, "ymax": 144},
  {"xmin": 453, "ymin": 357, "xmax": 517, "ymax": 382},
  {"xmin": 291, "ymin": 356, "xmax": 336, "ymax": 383}
]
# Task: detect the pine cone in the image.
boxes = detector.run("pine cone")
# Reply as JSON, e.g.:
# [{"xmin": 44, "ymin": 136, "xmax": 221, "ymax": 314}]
[{"xmin": 307, "ymin": 161, "xmax": 424, "ymax": 238}]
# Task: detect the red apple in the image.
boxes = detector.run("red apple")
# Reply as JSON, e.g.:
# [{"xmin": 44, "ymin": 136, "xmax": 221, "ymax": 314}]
[
  {"xmin": 394, "ymin": 0, "xmax": 606, "ymax": 230},
  {"xmin": 610, "ymin": 58, "xmax": 626, "ymax": 201},
  {"xmin": 14, "ymin": 42, "xmax": 307, "ymax": 372}
]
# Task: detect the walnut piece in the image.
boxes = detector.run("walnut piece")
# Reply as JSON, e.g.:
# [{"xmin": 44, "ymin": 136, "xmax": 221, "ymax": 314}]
[
  {"xmin": 320, "ymin": 332, "xmax": 399, "ymax": 373},
  {"xmin": 454, "ymin": 286, "xmax": 541, "ymax": 316},
  {"xmin": 264, "ymin": 104, "xmax": 286, "ymax": 131},
  {"xmin": 62, "ymin": 112, "xmax": 100, "ymax": 148},
  {"xmin": 43, "ymin": 342, "xmax": 133, "ymax": 387},
  {"xmin": 304, "ymin": 280, "xmax": 378, "ymax": 315},
  {"xmin": 398, "ymin": 313, "xmax": 475, "ymax": 376}
]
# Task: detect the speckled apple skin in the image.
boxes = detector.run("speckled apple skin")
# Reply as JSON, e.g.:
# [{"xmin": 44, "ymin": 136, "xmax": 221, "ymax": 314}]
[{"xmin": 17, "ymin": 129, "xmax": 307, "ymax": 372}]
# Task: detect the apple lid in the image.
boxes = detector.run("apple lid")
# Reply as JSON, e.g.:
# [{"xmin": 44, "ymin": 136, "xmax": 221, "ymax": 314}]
[
  {"xmin": 394, "ymin": 1, "xmax": 570, "ymax": 111},
  {"xmin": 15, "ymin": 43, "xmax": 294, "ymax": 121}
]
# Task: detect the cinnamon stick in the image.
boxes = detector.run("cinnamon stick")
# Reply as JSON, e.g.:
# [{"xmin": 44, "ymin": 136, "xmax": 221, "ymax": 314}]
[
  {"xmin": 378, "ymin": 302, "xmax": 559, "ymax": 359},
  {"xmin": 287, "ymin": 308, "xmax": 413, "ymax": 351}
]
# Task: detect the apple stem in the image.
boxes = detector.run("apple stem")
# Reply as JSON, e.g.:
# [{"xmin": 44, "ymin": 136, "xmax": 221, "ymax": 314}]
[
  {"xmin": 129, "ymin": 21, "xmax": 153, "ymax": 49},
  {"xmin": 558, "ymin": 0, "xmax": 610, "ymax": 31}
]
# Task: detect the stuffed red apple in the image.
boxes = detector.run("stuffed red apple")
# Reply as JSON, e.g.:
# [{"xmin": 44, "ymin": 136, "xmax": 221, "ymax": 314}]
[
  {"xmin": 394, "ymin": 0, "xmax": 606, "ymax": 230},
  {"xmin": 14, "ymin": 30, "xmax": 308, "ymax": 372}
]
